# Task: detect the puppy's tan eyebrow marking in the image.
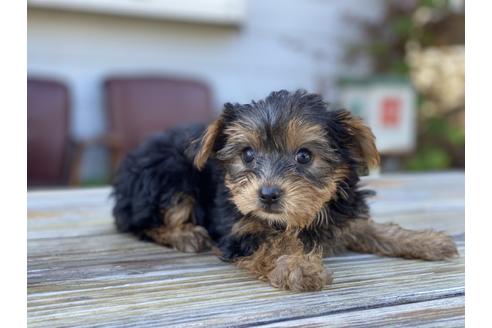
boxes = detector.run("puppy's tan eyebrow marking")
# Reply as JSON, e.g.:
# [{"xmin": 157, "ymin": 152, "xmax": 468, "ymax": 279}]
[
  {"xmin": 285, "ymin": 119, "xmax": 327, "ymax": 151},
  {"xmin": 224, "ymin": 122, "xmax": 262, "ymax": 149}
]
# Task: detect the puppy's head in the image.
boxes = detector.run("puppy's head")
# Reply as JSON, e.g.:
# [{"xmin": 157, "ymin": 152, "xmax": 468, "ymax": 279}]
[{"xmin": 193, "ymin": 90, "xmax": 379, "ymax": 228}]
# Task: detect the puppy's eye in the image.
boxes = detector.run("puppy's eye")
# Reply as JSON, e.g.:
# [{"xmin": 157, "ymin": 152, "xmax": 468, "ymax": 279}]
[
  {"xmin": 295, "ymin": 148, "xmax": 312, "ymax": 164},
  {"xmin": 242, "ymin": 147, "xmax": 255, "ymax": 163}
]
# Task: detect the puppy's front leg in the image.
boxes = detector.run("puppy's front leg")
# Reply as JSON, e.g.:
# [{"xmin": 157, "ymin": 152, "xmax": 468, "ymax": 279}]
[
  {"xmin": 220, "ymin": 221, "xmax": 332, "ymax": 292},
  {"xmin": 265, "ymin": 249, "xmax": 332, "ymax": 292}
]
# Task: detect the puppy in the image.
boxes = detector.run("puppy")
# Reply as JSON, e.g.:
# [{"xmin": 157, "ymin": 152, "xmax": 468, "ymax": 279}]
[{"xmin": 112, "ymin": 89, "xmax": 458, "ymax": 292}]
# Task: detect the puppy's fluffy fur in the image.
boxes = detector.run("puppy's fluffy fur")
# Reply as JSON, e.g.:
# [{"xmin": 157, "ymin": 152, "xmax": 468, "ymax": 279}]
[{"xmin": 112, "ymin": 90, "xmax": 458, "ymax": 292}]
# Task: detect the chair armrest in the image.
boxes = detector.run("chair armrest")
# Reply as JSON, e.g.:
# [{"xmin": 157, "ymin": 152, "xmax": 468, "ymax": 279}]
[{"xmin": 68, "ymin": 133, "xmax": 128, "ymax": 185}]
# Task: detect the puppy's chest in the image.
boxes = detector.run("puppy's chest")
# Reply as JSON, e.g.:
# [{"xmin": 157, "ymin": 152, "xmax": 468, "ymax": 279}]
[{"xmin": 298, "ymin": 222, "xmax": 347, "ymax": 252}]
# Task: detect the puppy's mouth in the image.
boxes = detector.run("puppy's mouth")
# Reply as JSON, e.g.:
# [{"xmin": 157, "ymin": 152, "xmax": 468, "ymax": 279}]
[
  {"xmin": 256, "ymin": 202, "xmax": 283, "ymax": 215},
  {"xmin": 253, "ymin": 208, "xmax": 284, "ymax": 221},
  {"xmin": 260, "ymin": 208, "xmax": 282, "ymax": 214}
]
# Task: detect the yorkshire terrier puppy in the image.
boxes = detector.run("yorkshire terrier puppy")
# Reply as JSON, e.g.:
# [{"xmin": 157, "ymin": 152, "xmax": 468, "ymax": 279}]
[{"xmin": 112, "ymin": 90, "xmax": 458, "ymax": 292}]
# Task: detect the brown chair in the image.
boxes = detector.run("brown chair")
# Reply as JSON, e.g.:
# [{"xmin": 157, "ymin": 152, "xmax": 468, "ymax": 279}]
[
  {"xmin": 27, "ymin": 78, "xmax": 82, "ymax": 187},
  {"xmin": 103, "ymin": 76, "xmax": 215, "ymax": 172}
]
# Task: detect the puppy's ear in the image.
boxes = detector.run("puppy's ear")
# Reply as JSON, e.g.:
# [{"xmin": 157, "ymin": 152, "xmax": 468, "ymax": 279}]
[
  {"xmin": 189, "ymin": 103, "xmax": 237, "ymax": 170},
  {"xmin": 193, "ymin": 116, "xmax": 224, "ymax": 170},
  {"xmin": 332, "ymin": 109, "xmax": 380, "ymax": 170}
]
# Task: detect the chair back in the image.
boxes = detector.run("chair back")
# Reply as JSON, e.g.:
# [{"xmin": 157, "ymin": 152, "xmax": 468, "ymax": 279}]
[
  {"xmin": 27, "ymin": 78, "xmax": 70, "ymax": 187},
  {"xmin": 105, "ymin": 76, "xmax": 214, "ymax": 156}
]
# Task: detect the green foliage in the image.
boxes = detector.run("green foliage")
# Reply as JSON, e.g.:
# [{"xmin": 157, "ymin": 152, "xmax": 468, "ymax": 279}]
[
  {"xmin": 406, "ymin": 116, "xmax": 464, "ymax": 171},
  {"xmin": 79, "ymin": 177, "xmax": 110, "ymax": 187},
  {"xmin": 346, "ymin": 0, "xmax": 464, "ymax": 171},
  {"xmin": 426, "ymin": 117, "xmax": 465, "ymax": 146},
  {"xmin": 391, "ymin": 15, "xmax": 413, "ymax": 38},
  {"xmin": 406, "ymin": 146, "xmax": 451, "ymax": 171}
]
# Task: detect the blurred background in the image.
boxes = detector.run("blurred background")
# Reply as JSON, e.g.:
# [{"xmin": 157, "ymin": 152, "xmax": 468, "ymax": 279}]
[{"xmin": 27, "ymin": 0, "xmax": 465, "ymax": 188}]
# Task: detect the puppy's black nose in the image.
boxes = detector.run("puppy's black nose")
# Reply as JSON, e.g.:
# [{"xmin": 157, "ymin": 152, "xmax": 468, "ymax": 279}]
[{"xmin": 259, "ymin": 186, "xmax": 282, "ymax": 204}]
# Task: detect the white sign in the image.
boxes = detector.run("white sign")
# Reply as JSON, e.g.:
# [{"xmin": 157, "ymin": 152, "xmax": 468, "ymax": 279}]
[{"xmin": 339, "ymin": 79, "xmax": 416, "ymax": 154}]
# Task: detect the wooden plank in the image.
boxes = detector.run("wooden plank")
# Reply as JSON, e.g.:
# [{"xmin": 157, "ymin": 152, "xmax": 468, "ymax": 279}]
[
  {"xmin": 258, "ymin": 296, "xmax": 464, "ymax": 328},
  {"xmin": 27, "ymin": 172, "xmax": 465, "ymax": 327},
  {"xmin": 27, "ymin": 239, "xmax": 464, "ymax": 327}
]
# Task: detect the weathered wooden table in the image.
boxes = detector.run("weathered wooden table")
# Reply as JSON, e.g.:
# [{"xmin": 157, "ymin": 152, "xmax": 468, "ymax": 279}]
[{"xmin": 27, "ymin": 172, "xmax": 465, "ymax": 327}]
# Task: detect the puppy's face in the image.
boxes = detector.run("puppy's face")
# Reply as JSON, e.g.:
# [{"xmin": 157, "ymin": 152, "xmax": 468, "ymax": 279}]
[
  {"xmin": 217, "ymin": 116, "xmax": 345, "ymax": 228},
  {"xmin": 194, "ymin": 90, "xmax": 379, "ymax": 228}
]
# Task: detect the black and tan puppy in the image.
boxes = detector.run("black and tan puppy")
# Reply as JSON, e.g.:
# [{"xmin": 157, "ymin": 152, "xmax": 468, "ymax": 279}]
[{"xmin": 112, "ymin": 89, "xmax": 458, "ymax": 292}]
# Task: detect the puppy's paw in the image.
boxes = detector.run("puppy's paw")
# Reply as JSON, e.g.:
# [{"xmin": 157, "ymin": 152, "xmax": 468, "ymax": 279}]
[
  {"xmin": 417, "ymin": 232, "xmax": 459, "ymax": 260},
  {"xmin": 267, "ymin": 254, "xmax": 332, "ymax": 292},
  {"xmin": 173, "ymin": 225, "xmax": 213, "ymax": 253}
]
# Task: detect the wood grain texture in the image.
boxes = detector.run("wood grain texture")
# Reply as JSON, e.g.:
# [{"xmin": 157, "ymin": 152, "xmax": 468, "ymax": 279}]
[{"xmin": 27, "ymin": 172, "xmax": 465, "ymax": 327}]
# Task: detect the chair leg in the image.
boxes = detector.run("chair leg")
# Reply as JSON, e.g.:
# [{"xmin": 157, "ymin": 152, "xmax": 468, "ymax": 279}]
[{"xmin": 68, "ymin": 141, "xmax": 85, "ymax": 186}]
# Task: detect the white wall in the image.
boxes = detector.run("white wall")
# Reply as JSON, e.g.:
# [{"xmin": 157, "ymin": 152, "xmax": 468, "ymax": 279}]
[{"xmin": 27, "ymin": 0, "xmax": 382, "ymax": 181}]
